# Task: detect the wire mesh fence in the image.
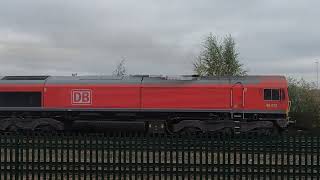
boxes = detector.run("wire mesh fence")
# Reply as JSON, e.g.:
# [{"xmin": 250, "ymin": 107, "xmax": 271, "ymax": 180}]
[{"xmin": 0, "ymin": 132, "xmax": 319, "ymax": 179}]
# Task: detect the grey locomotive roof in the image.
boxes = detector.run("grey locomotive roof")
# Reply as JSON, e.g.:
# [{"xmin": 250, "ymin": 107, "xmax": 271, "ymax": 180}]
[
  {"xmin": 0, "ymin": 75, "xmax": 286, "ymax": 85},
  {"xmin": 46, "ymin": 76, "xmax": 143, "ymax": 84},
  {"xmin": 0, "ymin": 76, "xmax": 48, "ymax": 84}
]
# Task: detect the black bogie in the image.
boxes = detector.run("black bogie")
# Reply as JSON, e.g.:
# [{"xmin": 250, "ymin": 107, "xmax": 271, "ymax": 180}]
[{"xmin": 0, "ymin": 110, "xmax": 287, "ymax": 135}]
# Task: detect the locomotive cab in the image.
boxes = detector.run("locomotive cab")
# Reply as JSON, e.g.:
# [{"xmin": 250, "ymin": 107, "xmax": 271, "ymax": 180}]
[
  {"xmin": 261, "ymin": 86, "xmax": 290, "ymax": 129},
  {"xmin": 263, "ymin": 88, "xmax": 287, "ymax": 110}
]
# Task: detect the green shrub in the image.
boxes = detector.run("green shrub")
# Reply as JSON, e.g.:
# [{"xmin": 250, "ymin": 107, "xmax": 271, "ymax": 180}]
[{"xmin": 288, "ymin": 78, "xmax": 320, "ymax": 129}]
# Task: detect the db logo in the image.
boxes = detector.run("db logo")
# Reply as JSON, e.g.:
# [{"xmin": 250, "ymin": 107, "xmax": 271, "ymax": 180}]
[{"xmin": 72, "ymin": 89, "xmax": 92, "ymax": 105}]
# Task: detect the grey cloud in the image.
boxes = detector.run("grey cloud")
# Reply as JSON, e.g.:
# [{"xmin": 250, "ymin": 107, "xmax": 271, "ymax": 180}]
[{"xmin": 0, "ymin": 0, "xmax": 319, "ymax": 82}]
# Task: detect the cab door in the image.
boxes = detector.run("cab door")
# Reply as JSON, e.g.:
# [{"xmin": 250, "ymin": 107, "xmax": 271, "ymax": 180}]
[{"xmin": 232, "ymin": 83, "xmax": 244, "ymax": 110}]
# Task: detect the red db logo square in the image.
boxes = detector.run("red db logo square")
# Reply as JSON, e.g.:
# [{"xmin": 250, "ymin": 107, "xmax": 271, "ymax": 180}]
[{"xmin": 72, "ymin": 89, "xmax": 92, "ymax": 105}]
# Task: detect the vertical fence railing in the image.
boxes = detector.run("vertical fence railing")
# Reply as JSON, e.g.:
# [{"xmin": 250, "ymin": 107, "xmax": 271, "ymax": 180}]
[{"xmin": 0, "ymin": 132, "xmax": 320, "ymax": 179}]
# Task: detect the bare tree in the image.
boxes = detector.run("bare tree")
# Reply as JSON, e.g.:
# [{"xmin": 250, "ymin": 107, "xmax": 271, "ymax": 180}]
[{"xmin": 113, "ymin": 58, "xmax": 127, "ymax": 77}]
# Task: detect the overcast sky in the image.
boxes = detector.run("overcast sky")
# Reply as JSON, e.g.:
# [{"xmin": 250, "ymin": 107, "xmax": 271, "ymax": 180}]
[{"xmin": 0, "ymin": 0, "xmax": 319, "ymax": 82}]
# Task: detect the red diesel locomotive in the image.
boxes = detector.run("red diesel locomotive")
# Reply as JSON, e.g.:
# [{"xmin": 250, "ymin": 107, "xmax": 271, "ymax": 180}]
[{"xmin": 0, "ymin": 75, "xmax": 290, "ymax": 134}]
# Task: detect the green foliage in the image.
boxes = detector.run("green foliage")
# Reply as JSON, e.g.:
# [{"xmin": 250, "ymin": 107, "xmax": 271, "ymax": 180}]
[
  {"xmin": 288, "ymin": 77, "xmax": 320, "ymax": 128},
  {"xmin": 194, "ymin": 34, "xmax": 247, "ymax": 76}
]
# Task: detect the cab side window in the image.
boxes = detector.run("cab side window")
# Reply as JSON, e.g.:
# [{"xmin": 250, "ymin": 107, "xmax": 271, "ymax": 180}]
[
  {"xmin": 272, "ymin": 89, "xmax": 280, "ymax": 100},
  {"xmin": 264, "ymin": 89, "xmax": 272, "ymax": 100},
  {"xmin": 264, "ymin": 89, "xmax": 280, "ymax": 101}
]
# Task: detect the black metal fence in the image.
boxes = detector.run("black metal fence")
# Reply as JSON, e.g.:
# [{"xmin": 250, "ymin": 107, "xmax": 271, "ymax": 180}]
[{"xmin": 0, "ymin": 132, "xmax": 319, "ymax": 179}]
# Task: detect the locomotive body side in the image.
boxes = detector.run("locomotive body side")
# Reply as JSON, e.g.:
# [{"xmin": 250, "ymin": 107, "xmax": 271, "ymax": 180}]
[
  {"xmin": 0, "ymin": 75, "xmax": 289, "ymax": 134},
  {"xmin": 139, "ymin": 76, "xmax": 289, "ymax": 133},
  {"xmin": 43, "ymin": 76, "xmax": 142, "ymax": 109},
  {"xmin": 140, "ymin": 76, "xmax": 289, "ymax": 114},
  {"xmin": 141, "ymin": 84, "xmax": 232, "ymax": 110}
]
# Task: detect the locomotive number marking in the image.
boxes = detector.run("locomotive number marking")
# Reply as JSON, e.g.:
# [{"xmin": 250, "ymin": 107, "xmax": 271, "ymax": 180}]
[
  {"xmin": 266, "ymin": 103, "xmax": 278, "ymax": 108},
  {"xmin": 72, "ymin": 89, "xmax": 92, "ymax": 105}
]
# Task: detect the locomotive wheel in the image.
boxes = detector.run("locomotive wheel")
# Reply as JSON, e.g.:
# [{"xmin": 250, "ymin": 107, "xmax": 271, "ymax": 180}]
[
  {"xmin": 178, "ymin": 127, "xmax": 201, "ymax": 135},
  {"xmin": 32, "ymin": 118, "xmax": 64, "ymax": 133},
  {"xmin": 247, "ymin": 127, "xmax": 279, "ymax": 136},
  {"xmin": 258, "ymin": 126, "xmax": 280, "ymax": 136},
  {"xmin": 270, "ymin": 127, "xmax": 280, "ymax": 136},
  {"xmin": 220, "ymin": 127, "xmax": 233, "ymax": 136},
  {"xmin": 206, "ymin": 128, "xmax": 233, "ymax": 137},
  {"xmin": 6, "ymin": 125, "xmax": 18, "ymax": 132},
  {"xmin": 34, "ymin": 124, "xmax": 58, "ymax": 133}
]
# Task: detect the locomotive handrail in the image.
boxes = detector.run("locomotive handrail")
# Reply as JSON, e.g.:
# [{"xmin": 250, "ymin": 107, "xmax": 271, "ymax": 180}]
[
  {"xmin": 242, "ymin": 88, "xmax": 245, "ymax": 107},
  {"xmin": 230, "ymin": 89, "xmax": 233, "ymax": 107},
  {"xmin": 289, "ymin": 100, "xmax": 292, "ymax": 112}
]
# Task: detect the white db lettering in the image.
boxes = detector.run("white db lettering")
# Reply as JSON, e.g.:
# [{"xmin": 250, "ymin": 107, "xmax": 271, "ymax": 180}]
[{"xmin": 72, "ymin": 90, "xmax": 92, "ymax": 105}]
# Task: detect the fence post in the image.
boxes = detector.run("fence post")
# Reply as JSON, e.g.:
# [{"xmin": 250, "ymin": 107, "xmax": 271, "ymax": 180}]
[
  {"xmin": 14, "ymin": 133, "xmax": 20, "ymax": 180},
  {"xmin": 293, "ymin": 135, "xmax": 296, "ymax": 178},
  {"xmin": 95, "ymin": 133, "xmax": 99, "ymax": 180},
  {"xmin": 245, "ymin": 134, "xmax": 248, "ymax": 180},
  {"xmin": 317, "ymin": 136, "xmax": 319, "ymax": 178},
  {"xmin": 4, "ymin": 133, "xmax": 8, "ymax": 180},
  {"xmin": 299, "ymin": 135, "xmax": 302, "ymax": 179},
  {"xmin": 106, "ymin": 132, "xmax": 110, "ymax": 180},
  {"xmin": 101, "ymin": 133, "xmax": 105, "ymax": 180},
  {"xmin": 4, "ymin": 130, "xmax": 320, "ymax": 179},
  {"xmin": 308, "ymin": 136, "xmax": 312, "ymax": 179}
]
